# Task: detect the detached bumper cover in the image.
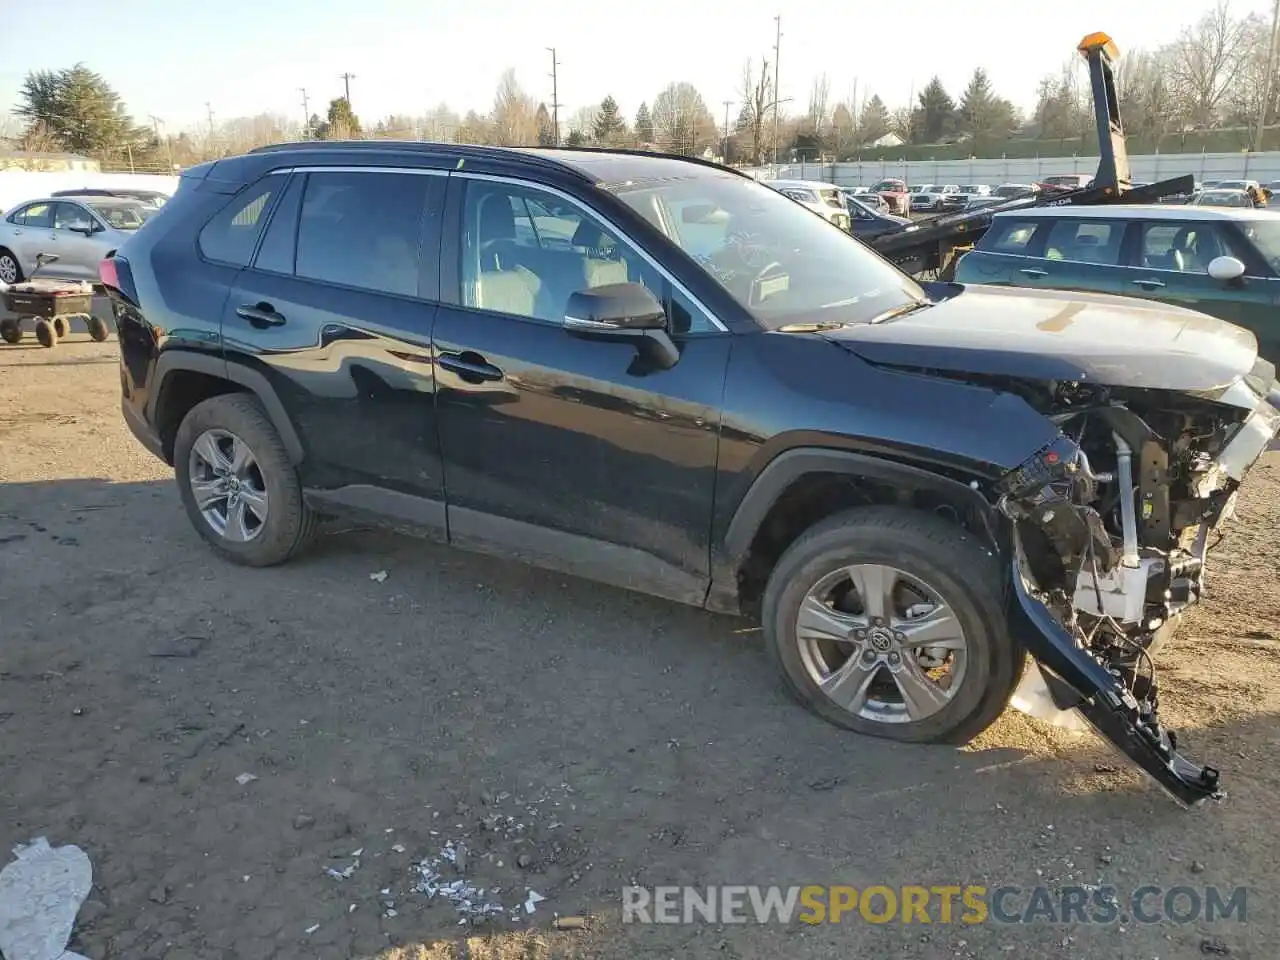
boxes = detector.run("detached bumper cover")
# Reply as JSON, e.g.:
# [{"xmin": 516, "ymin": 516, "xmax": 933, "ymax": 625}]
[{"xmin": 1008, "ymin": 534, "xmax": 1220, "ymax": 806}]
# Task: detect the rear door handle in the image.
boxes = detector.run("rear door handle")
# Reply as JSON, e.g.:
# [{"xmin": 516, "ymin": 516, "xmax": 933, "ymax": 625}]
[
  {"xmin": 438, "ymin": 351, "xmax": 504, "ymax": 383},
  {"xmin": 1131, "ymin": 279, "xmax": 1166, "ymax": 289},
  {"xmin": 1019, "ymin": 268, "xmax": 1048, "ymax": 278},
  {"xmin": 236, "ymin": 302, "xmax": 287, "ymax": 327}
]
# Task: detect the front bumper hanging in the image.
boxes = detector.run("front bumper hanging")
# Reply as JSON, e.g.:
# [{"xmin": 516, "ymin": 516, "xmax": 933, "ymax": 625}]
[{"xmin": 1008, "ymin": 536, "xmax": 1220, "ymax": 807}]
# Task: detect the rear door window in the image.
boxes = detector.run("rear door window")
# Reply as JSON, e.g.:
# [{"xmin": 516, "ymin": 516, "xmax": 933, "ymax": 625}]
[
  {"xmin": 294, "ymin": 170, "xmax": 430, "ymax": 298},
  {"xmin": 1137, "ymin": 222, "xmax": 1230, "ymax": 273},
  {"xmin": 1042, "ymin": 219, "xmax": 1126, "ymax": 265},
  {"xmin": 199, "ymin": 176, "xmax": 283, "ymax": 266},
  {"xmin": 982, "ymin": 219, "xmax": 1043, "ymax": 254}
]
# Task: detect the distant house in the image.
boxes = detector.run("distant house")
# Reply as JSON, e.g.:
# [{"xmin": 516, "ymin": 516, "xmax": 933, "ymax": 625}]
[
  {"xmin": 0, "ymin": 150, "xmax": 100, "ymax": 172},
  {"xmin": 866, "ymin": 132, "xmax": 904, "ymax": 149}
]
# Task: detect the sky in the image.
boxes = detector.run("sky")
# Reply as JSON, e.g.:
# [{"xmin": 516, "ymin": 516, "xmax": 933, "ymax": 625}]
[{"xmin": 1, "ymin": 0, "xmax": 1274, "ymax": 136}]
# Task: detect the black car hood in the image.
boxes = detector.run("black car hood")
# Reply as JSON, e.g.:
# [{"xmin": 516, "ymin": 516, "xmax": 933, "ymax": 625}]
[{"xmin": 824, "ymin": 284, "xmax": 1262, "ymax": 399}]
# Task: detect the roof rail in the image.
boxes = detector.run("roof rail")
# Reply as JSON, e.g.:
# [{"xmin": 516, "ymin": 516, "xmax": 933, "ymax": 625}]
[
  {"xmin": 244, "ymin": 139, "xmax": 592, "ymax": 180},
  {"xmin": 538, "ymin": 144, "xmax": 752, "ymax": 179}
]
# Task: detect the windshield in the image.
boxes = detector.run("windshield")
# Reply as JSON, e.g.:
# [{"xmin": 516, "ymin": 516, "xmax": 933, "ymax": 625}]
[
  {"xmin": 87, "ymin": 200, "xmax": 154, "ymax": 229},
  {"xmin": 1216, "ymin": 181, "xmax": 1248, "ymax": 190},
  {"xmin": 1195, "ymin": 190, "xmax": 1248, "ymax": 206},
  {"xmin": 1239, "ymin": 220, "xmax": 1280, "ymax": 270},
  {"xmin": 609, "ymin": 174, "xmax": 922, "ymax": 329},
  {"xmin": 872, "ymin": 180, "xmax": 904, "ymax": 192}
]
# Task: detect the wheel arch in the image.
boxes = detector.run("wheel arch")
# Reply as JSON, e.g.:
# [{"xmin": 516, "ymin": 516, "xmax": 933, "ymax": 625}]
[
  {"xmin": 149, "ymin": 352, "xmax": 305, "ymax": 465},
  {"xmin": 713, "ymin": 447, "xmax": 1002, "ymax": 617}
]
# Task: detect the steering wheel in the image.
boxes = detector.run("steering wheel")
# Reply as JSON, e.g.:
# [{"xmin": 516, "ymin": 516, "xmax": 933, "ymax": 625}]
[{"xmin": 749, "ymin": 261, "xmax": 787, "ymax": 307}]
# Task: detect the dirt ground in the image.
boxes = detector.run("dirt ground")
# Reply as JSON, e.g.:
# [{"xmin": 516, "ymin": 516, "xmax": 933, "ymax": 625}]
[{"xmin": 2, "ymin": 331, "xmax": 1279, "ymax": 960}]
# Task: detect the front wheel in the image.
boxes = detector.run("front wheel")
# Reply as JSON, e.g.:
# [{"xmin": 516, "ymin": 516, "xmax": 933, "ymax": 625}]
[
  {"xmin": 173, "ymin": 393, "xmax": 317, "ymax": 566},
  {"xmin": 762, "ymin": 506, "xmax": 1023, "ymax": 744}
]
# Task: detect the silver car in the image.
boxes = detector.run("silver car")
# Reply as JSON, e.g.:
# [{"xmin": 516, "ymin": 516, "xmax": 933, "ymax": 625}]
[{"xmin": 0, "ymin": 196, "xmax": 158, "ymax": 283}]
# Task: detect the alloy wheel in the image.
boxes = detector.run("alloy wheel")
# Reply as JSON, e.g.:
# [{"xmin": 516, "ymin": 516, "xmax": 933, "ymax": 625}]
[
  {"xmin": 795, "ymin": 563, "xmax": 968, "ymax": 724},
  {"xmin": 187, "ymin": 428, "xmax": 269, "ymax": 542},
  {"xmin": 0, "ymin": 254, "xmax": 18, "ymax": 284}
]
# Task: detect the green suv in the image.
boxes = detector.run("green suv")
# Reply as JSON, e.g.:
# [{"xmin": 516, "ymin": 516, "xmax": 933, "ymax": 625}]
[{"xmin": 954, "ymin": 205, "xmax": 1280, "ymax": 361}]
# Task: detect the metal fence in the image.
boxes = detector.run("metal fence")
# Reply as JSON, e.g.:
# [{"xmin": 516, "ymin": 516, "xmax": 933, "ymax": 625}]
[{"xmin": 745, "ymin": 152, "xmax": 1280, "ymax": 188}]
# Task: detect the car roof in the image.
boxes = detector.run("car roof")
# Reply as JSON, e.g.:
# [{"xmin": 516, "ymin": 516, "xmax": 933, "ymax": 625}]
[
  {"xmin": 244, "ymin": 140, "xmax": 747, "ymax": 189},
  {"xmin": 767, "ymin": 178, "xmax": 838, "ymax": 190},
  {"xmin": 992, "ymin": 203, "xmax": 1278, "ymax": 222}
]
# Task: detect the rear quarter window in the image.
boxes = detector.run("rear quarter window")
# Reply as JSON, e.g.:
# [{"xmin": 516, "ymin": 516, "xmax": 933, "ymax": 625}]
[
  {"xmin": 981, "ymin": 219, "xmax": 1043, "ymax": 254},
  {"xmin": 198, "ymin": 176, "xmax": 284, "ymax": 266},
  {"xmin": 1043, "ymin": 220, "xmax": 1125, "ymax": 264}
]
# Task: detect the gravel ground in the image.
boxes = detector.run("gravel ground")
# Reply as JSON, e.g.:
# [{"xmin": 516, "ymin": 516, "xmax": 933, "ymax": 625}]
[{"xmin": 2, "ymin": 334, "xmax": 1279, "ymax": 960}]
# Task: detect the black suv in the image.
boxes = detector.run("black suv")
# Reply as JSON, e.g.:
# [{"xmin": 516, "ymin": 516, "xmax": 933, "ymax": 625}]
[{"xmin": 105, "ymin": 142, "xmax": 1280, "ymax": 805}]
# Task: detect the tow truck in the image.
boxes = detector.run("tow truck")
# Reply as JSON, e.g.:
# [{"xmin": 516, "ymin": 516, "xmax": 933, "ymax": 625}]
[{"xmin": 866, "ymin": 32, "xmax": 1195, "ymax": 278}]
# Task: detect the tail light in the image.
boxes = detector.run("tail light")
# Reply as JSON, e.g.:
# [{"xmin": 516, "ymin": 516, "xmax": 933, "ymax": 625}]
[{"xmin": 98, "ymin": 255, "xmax": 137, "ymax": 304}]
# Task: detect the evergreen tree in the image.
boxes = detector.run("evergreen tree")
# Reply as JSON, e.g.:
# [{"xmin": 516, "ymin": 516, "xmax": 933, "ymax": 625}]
[
  {"xmin": 594, "ymin": 95, "xmax": 625, "ymax": 142},
  {"xmin": 15, "ymin": 63, "xmax": 149, "ymax": 155},
  {"xmin": 634, "ymin": 102, "xmax": 654, "ymax": 143}
]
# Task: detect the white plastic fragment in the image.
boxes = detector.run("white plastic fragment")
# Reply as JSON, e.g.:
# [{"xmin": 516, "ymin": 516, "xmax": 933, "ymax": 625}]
[
  {"xmin": 305, "ymin": 923, "xmax": 320, "ymax": 934},
  {"xmin": 524, "ymin": 890, "xmax": 545, "ymax": 914},
  {"xmin": 235, "ymin": 773, "xmax": 258, "ymax": 785},
  {"xmin": 348, "ymin": 904, "xmax": 357, "ymax": 914},
  {"xmin": 0, "ymin": 837, "xmax": 93, "ymax": 960},
  {"xmin": 350, "ymin": 848, "xmax": 364, "ymax": 858},
  {"xmin": 369, "ymin": 570, "xmax": 388, "ymax": 583},
  {"xmin": 391, "ymin": 844, "xmax": 406, "ymax": 854}
]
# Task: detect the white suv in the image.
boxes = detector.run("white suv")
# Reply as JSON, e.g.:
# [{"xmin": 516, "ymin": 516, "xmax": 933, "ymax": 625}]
[{"xmin": 766, "ymin": 179, "xmax": 852, "ymax": 230}]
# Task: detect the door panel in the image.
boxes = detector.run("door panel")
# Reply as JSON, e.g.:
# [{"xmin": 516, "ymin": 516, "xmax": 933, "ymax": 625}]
[
  {"xmin": 219, "ymin": 169, "xmax": 448, "ymax": 516},
  {"xmin": 433, "ymin": 175, "xmax": 730, "ymax": 603},
  {"xmin": 50, "ymin": 203, "xmax": 100, "ymax": 280},
  {"xmin": 9, "ymin": 202, "xmax": 57, "ymax": 278},
  {"xmin": 1129, "ymin": 221, "xmax": 1280, "ymax": 360}
]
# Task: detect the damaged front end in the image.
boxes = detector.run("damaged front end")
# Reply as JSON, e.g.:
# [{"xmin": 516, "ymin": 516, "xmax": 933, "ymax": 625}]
[{"xmin": 994, "ymin": 378, "xmax": 1280, "ymax": 806}]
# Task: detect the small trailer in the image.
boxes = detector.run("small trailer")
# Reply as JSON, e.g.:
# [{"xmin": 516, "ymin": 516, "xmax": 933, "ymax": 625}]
[{"xmin": 0, "ymin": 254, "xmax": 109, "ymax": 349}]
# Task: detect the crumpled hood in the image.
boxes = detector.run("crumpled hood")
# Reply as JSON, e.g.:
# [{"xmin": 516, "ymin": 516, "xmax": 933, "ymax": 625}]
[{"xmin": 824, "ymin": 284, "xmax": 1263, "ymax": 398}]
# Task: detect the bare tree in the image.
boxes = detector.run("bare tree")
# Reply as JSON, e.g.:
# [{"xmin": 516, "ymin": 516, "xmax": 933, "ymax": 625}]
[
  {"xmin": 738, "ymin": 57, "xmax": 773, "ymax": 165},
  {"xmin": 808, "ymin": 73, "xmax": 831, "ymax": 133},
  {"xmin": 490, "ymin": 69, "xmax": 539, "ymax": 146},
  {"xmin": 1115, "ymin": 46, "xmax": 1184, "ymax": 145},
  {"xmin": 568, "ymin": 104, "xmax": 600, "ymax": 141},
  {"xmin": 651, "ymin": 82, "xmax": 716, "ymax": 156},
  {"xmin": 1222, "ymin": 13, "xmax": 1275, "ymax": 138},
  {"xmin": 1168, "ymin": 0, "xmax": 1252, "ymax": 127}
]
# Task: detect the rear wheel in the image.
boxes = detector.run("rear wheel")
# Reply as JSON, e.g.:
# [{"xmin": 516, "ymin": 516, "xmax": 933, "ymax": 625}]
[
  {"xmin": 173, "ymin": 393, "xmax": 317, "ymax": 566},
  {"xmin": 0, "ymin": 318, "xmax": 20, "ymax": 344},
  {"xmin": 762, "ymin": 506, "xmax": 1023, "ymax": 744},
  {"xmin": 86, "ymin": 316, "xmax": 110, "ymax": 342},
  {"xmin": 52, "ymin": 317, "xmax": 70, "ymax": 339}
]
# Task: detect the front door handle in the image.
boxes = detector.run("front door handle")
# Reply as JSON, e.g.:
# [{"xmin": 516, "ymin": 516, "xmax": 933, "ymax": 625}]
[
  {"xmin": 439, "ymin": 351, "xmax": 504, "ymax": 383},
  {"xmin": 236, "ymin": 302, "xmax": 287, "ymax": 327},
  {"xmin": 1019, "ymin": 268, "xmax": 1049, "ymax": 278},
  {"xmin": 1131, "ymin": 279, "xmax": 1166, "ymax": 289}
]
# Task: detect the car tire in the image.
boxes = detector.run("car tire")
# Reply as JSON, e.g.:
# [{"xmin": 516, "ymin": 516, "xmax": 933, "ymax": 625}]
[
  {"xmin": 762, "ymin": 505, "xmax": 1023, "ymax": 744},
  {"xmin": 0, "ymin": 249, "xmax": 21, "ymax": 285},
  {"xmin": 173, "ymin": 393, "xmax": 317, "ymax": 567}
]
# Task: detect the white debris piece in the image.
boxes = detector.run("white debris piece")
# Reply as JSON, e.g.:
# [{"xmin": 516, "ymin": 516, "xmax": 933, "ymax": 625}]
[
  {"xmin": 350, "ymin": 848, "xmax": 364, "ymax": 858},
  {"xmin": 234, "ymin": 773, "xmax": 258, "ymax": 785},
  {"xmin": 369, "ymin": 570, "xmax": 388, "ymax": 583},
  {"xmin": 412, "ymin": 846, "xmax": 504, "ymax": 922},
  {"xmin": 304, "ymin": 924, "xmax": 320, "ymax": 935},
  {"xmin": 524, "ymin": 890, "xmax": 546, "ymax": 914},
  {"xmin": 391, "ymin": 844, "xmax": 406, "ymax": 854},
  {"xmin": 0, "ymin": 838, "xmax": 93, "ymax": 960}
]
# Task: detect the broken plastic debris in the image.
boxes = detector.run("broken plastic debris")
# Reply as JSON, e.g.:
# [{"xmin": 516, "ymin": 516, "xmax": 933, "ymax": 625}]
[
  {"xmin": 234, "ymin": 772, "xmax": 258, "ymax": 785},
  {"xmin": 369, "ymin": 570, "xmax": 388, "ymax": 583},
  {"xmin": 391, "ymin": 844, "xmax": 406, "ymax": 854},
  {"xmin": 350, "ymin": 848, "xmax": 364, "ymax": 858},
  {"xmin": 524, "ymin": 890, "xmax": 545, "ymax": 914},
  {"xmin": 412, "ymin": 847, "xmax": 505, "ymax": 921},
  {"xmin": 304, "ymin": 923, "xmax": 320, "ymax": 935},
  {"xmin": 325, "ymin": 864, "xmax": 356, "ymax": 881},
  {"xmin": 0, "ymin": 837, "xmax": 93, "ymax": 960},
  {"xmin": 384, "ymin": 909, "xmax": 398, "ymax": 918},
  {"xmin": 348, "ymin": 904, "xmax": 357, "ymax": 914}
]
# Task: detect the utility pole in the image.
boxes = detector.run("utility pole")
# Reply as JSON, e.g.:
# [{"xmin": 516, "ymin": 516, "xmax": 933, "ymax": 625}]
[
  {"xmin": 340, "ymin": 72, "xmax": 356, "ymax": 109},
  {"xmin": 772, "ymin": 14, "xmax": 782, "ymax": 169},
  {"xmin": 299, "ymin": 87, "xmax": 311, "ymax": 139},
  {"xmin": 206, "ymin": 102, "xmax": 216, "ymax": 156},
  {"xmin": 722, "ymin": 100, "xmax": 734, "ymax": 162},
  {"xmin": 546, "ymin": 47, "xmax": 561, "ymax": 146},
  {"xmin": 1255, "ymin": 0, "xmax": 1280, "ymax": 152},
  {"xmin": 149, "ymin": 115, "xmax": 173, "ymax": 169}
]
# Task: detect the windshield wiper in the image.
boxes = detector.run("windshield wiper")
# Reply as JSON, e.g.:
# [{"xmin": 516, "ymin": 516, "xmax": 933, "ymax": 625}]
[{"xmin": 868, "ymin": 299, "xmax": 932, "ymax": 325}]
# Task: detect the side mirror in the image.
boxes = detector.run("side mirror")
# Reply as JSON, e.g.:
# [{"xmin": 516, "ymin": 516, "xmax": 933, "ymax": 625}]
[
  {"xmin": 563, "ymin": 283, "xmax": 678, "ymax": 371},
  {"xmin": 564, "ymin": 282, "xmax": 667, "ymax": 333},
  {"xmin": 68, "ymin": 222, "xmax": 96, "ymax": 236},
  {"xmin": 1207, "ymin": 256, "xmax": 1246, "ymax": 282}
]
